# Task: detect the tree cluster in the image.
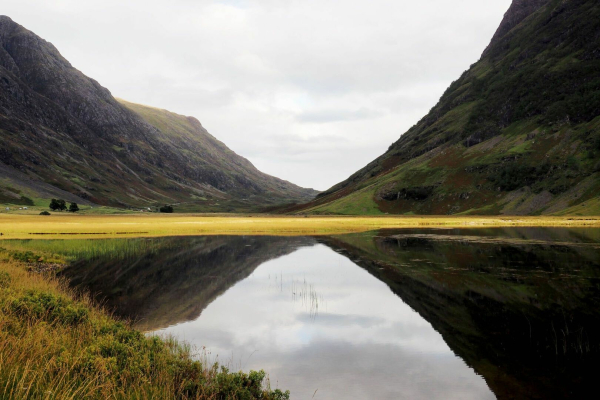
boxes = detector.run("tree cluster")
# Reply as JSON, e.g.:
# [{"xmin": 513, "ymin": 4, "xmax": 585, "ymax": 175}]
[{"xmin": 49, "ymin": 199, "xmax": 79, "ymax": 213}]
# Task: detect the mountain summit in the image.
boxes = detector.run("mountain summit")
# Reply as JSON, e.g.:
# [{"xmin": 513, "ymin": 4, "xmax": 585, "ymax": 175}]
[
  {"xmin": 0, "ymin": 16, "xmax": 317, "ymax": 211},
  {"xmin": 293, "ymin": 0, "xmax": 600, "ymax": 215},
  {"xmin": 484, "ymin": 0, "xmax": 551, "ymax": 54}
]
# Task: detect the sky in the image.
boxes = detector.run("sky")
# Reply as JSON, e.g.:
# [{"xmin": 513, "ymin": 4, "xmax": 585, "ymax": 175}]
[{"xmin": 0, "ymin": 0, "xmax": 512, "ymax": 190}]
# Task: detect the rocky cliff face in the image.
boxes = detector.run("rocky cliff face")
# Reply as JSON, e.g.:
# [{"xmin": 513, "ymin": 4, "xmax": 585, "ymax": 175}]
[
  {"xmin": 484, "ymin": 0, "xmax": 552, "ymax": 54},
  {"xmin": 292, "ymin": 0, "xmax": 600, "ymax": 216},
  {"xmin": 0, "ymin": 16, "xmax": 317, "ymax": 210}
]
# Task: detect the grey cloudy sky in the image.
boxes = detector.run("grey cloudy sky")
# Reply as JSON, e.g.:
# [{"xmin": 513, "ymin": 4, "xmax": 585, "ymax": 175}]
[{"xmin": 1, "ymin": 0, "xmax": 511, "ymax": 190}]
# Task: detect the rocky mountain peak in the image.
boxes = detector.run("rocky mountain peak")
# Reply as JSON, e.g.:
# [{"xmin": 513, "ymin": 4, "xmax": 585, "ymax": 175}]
[
  {"xmin": 0, "ymin": 15, "xmax": 16, "ymax": 33},
  {"xmin": 483, "ymin": 0, "xmax": 552, "ymax": 54}
]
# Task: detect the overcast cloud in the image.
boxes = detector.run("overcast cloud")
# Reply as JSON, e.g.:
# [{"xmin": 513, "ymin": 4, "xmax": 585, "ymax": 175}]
[{"xmin": 0, "ymin": 0, "xmax": 511, "ymax": 190}]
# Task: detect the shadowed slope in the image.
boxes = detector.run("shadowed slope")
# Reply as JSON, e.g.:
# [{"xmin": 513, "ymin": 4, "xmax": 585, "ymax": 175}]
[{"xmin": 0, "ymin": 16, "xmax": 317, "ymax": 211}]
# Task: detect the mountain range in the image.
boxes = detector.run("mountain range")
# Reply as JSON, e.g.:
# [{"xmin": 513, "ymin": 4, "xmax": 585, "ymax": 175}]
[
  {"xmin": 292, "ymin": 0, "xmax": 600, "ymax": 216},
  {"xmin": 0, "ymin": 15, "xmax": 317, "ymax": 212},
  {"xmin": 2, "ymin": 0, "xmax": 599, "ymax": 216}
]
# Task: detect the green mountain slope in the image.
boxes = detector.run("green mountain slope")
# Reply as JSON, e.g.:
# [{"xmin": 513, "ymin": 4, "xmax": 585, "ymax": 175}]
[
  {"xmin": 0, "ymin": 16, "xmax": 317, "ymax": 212},
  {"xmin": 293, "ymin": 0, "xmax": 600, "ymax": 216}
]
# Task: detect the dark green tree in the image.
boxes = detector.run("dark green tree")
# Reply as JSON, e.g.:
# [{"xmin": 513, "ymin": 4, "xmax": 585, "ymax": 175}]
[
  {"xmin": 49, "ymin": 199, "xmax": 67, "ymax": 211},
  {"xmin": 159, "ymin": 205, "xmax": 174, "ymax": 213},
  {"xmin": 68, "ymin": 202, "xmax": 80, "ymax": 213},
  {"xmin": 49, "ymin": 199, "xmax": 59, "ymax": 211}
]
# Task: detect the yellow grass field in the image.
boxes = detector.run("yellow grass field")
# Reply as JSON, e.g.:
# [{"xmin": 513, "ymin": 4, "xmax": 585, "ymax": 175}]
[{"xmin": 1, "ymin": 214, "xmax": 600, "ymax": 239}]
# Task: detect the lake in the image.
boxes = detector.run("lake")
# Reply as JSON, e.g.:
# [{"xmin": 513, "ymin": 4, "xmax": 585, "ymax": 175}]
[{"xmin": 58, "ymin": 227, "xmax": 600, "ymax": 399}]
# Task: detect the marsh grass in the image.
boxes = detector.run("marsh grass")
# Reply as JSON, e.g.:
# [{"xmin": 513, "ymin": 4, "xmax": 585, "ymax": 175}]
[
  {"xmin": 0, "ymin": 254, "xmax": 290, "ymax": 399},
  {"xmin": 0, "ymin": 238, "xmax": 163, "ymax": 264}
]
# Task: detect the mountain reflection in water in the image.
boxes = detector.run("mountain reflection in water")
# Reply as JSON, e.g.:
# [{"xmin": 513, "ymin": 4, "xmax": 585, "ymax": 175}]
[{"xmin": 62, "ymin": 228, "xmax": 600, "ymax": 399}]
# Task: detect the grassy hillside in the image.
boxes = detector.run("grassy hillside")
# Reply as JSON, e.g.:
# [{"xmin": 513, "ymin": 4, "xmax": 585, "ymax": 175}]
[
  {"xmin": 292, "ymin": 0, "xmax": 600, "ymax": 216},
  {"xmin": 118, "ymin": 100, "xmax": 319, "ymax": 212}
]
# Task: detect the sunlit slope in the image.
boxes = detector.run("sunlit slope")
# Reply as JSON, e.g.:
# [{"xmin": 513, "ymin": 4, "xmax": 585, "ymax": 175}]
[
  {"xmin": 293, "ymin": 0, "xmax": 600, "ymax": 215},
  {"xmin": 118, "ymin": 100, "xmax": 319, "ymax": 211}
]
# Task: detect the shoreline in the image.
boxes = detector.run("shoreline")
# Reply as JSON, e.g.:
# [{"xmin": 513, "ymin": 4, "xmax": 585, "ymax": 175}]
[{"xmin": 0, "ymin": 252, "xmax": 290, "ymax": 399}]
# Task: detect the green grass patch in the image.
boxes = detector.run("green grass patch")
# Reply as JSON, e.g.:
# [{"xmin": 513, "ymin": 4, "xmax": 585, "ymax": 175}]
[
  {"xmin": 9, "ymin": 290, "xmax": 89, "ymax": 326},
  {"xmin": 309, "ymin": 187, "xmax": 383, "ymax": 215},
  {"xmin": 506, "ymin": 140, "xmax": 533, "ymax": 155}
]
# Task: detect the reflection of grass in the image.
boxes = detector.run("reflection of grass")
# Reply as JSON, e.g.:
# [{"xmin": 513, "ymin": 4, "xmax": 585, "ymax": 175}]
[
  {"xmin": 2, "ymin": 214, "xmax": 600, "ymax": 239},
  {"xmin": 325, "ymin": 229, "xmax": 600, "ymax": 306},
  {"xmin": 269, "ymin": 273, "xmax": 325, "ymax": 319},
  {"xmin": 0, "ymin": 238, "xmax": 160, "ymax": 263},
  {"xmin": 291, "ymin": 278, "xmax": 324, "ymax": 319},
  {"xmin": 0, "ymin": 253, "xmax": 290, "ymax": 399}
]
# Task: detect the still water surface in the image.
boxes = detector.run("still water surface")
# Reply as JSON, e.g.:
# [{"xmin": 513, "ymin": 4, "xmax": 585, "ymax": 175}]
[
  {"xmin": 156, "ymin": 244, "xmax": 493, "ymax": 399},
  {"xmin": 60, "ymin": 228, "xmax": 600, "ymax": 399}
]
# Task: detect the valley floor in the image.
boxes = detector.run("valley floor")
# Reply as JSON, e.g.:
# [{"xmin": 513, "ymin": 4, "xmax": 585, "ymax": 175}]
[{"xmin": 1, "ymin": 214, "xmax": 600, "ymax": 239}]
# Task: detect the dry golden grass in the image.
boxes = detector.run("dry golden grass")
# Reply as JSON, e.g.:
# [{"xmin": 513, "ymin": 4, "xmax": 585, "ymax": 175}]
[
  {"xmin": 1, "ymin": 214, "xmax": 600, "ymax": 239},
  {"xmin": 0, "ymin": 257, "xmax": 289, "ymax": 399}
]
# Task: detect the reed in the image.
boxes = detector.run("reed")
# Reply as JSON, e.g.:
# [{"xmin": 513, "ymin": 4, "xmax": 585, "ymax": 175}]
[{"xmin": 291, "ymin": 278, "xmax": 324, "ymax": 319}]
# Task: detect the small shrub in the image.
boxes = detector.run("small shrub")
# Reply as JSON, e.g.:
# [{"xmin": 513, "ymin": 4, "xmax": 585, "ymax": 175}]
[
  {"xmin": 159, "ymin": 205, "xmax": 174, "ymax": 213},
  {"xmin": 202, "ymin": 366, "xmax": 290, "ymax": 400},
  {"xmin": 0, "ymin": 271, "xmax": 10, "ymax": 288},
  {"xmin": 487, "ymin": 163, "xmax": 551, "ymax": 191},
  {"xmin": 9, "ymin": 290, "xmax": 89, "ymax": 325},
  {"xmin": 39, "ymin": 211, "xmax": 51, "ymax": 215},
  {"xmin": 549, "ymin": 181, "xmax": 571, "ymax": 195},
  {"xmin": 12, "ymin": 251, "xmax": 42, "ymax": 263},
  {"xmin": 381, "ymin": 186, "xmax": 436, "ymax": 201},
  {"xmin": 566, "ymin": 155, "xmax": 579, "ymax": 171}
]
